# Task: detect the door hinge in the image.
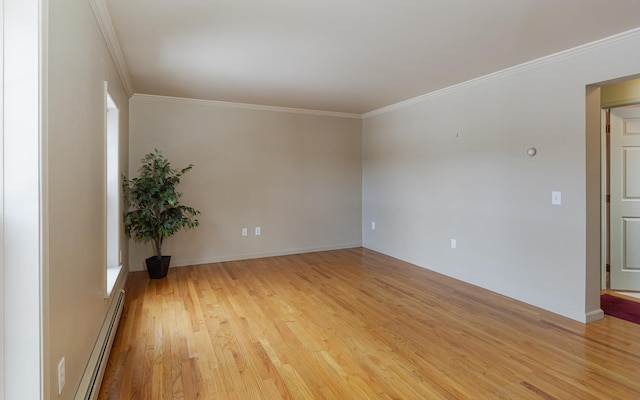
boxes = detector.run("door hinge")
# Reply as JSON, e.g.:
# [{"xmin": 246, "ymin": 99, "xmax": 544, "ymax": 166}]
[
  {"xmin": 606, "ymin": 194, "xmax": 610, "ymax": 203},
  {"xmin": 606, "ymin": 124, "xmax": 610, "ymax": 134}
]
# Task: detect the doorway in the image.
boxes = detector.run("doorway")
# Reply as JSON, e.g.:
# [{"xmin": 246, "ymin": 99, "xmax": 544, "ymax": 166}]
[
  {"xmin": 599, "ymin": 78, "xmax": 640, "ymax": 295},
  {"xmin": 605, "ymin": 105, "xmax": 640, "ymax": 292}
]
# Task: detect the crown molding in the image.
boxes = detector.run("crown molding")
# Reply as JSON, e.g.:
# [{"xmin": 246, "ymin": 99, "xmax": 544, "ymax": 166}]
[
  {"xmin": 90, "ymin": 0, "xmax": 134, "ymax": 97},
  {"xmin": 363, "ymin": 27, "xmax": 640, "ymax": 119},
  {"xmin": 131, "ymin": 94, "xmax": 363, "ymax": 119}
]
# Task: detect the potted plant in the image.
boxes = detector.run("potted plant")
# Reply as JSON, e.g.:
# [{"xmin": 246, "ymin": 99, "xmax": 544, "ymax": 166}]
[{"xmin": 122, "ymin": 149, "xmax": 200, "ymax": 279}]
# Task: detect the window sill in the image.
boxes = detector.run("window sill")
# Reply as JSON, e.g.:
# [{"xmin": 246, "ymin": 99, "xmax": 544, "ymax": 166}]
[{"xmin": 106, "ymin": 264, "xmax": 123, "ymax": 298}]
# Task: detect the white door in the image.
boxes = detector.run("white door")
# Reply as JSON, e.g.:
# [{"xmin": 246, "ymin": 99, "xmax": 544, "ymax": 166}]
[{"xmin": 610, "ymin": 107, "xmax": 640, "ymax": 290}]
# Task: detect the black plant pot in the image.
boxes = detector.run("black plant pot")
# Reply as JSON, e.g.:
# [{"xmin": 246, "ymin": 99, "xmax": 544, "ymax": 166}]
[{"xmin": 145, "ymin": 255, "xmax": 171, "ymax": 279}]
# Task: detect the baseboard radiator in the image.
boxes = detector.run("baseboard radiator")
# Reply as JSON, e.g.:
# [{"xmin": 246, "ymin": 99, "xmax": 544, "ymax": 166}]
[{"xmin": 74, "ymin": 289, "xmax": 125, "ymax": 400}]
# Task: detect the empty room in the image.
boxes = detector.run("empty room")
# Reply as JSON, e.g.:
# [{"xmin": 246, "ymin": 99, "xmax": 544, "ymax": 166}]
[{"xmin": 3, "ymin": 1, "xmax": 640, "ymax": 399}]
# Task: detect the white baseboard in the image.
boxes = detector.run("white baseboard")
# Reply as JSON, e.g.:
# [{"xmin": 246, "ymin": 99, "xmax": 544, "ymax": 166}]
[
  {"xmin": 585, "ymin": 308, "xmax": 605, "ymax": 323},
  {"xmin": 130, "ymin": 242, "xmax": 363, "ymax": 271}
]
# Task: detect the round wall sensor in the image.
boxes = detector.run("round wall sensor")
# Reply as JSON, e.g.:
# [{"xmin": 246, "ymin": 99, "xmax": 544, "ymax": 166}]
[{"xmin": 527, "ymin": 147, "xmax": 537, "ymax": 157}]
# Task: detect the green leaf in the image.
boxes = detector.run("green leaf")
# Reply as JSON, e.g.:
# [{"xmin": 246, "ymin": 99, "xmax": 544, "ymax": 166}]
[{"xmin": 122, "ymin": 149, "xmax": 201, "ymax": 257}]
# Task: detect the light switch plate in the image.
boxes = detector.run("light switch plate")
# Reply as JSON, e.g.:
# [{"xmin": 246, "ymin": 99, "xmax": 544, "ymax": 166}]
[{"xmin": 552, "ymin": 191, "xmax": 562, "ymax": 205}]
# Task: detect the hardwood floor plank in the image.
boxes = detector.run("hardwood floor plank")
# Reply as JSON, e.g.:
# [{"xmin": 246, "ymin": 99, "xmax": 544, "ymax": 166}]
[{"xmin": 98, "ymin": 248, "xmax": 640, "ymax": 399}]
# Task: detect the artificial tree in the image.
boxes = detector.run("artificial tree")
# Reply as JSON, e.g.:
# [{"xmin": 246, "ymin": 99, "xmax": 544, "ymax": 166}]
[{"xmin": 122, "ymin": 149, "xmax": 200, "ymax": 278}]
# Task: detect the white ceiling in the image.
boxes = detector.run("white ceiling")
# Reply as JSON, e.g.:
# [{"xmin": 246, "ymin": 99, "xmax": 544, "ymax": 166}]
[{"xmin": 104, "ymin": 0, "xmax": 640, "ymax": 114}]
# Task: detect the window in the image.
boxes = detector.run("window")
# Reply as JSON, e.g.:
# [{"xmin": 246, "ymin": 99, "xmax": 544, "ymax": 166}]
[{"xmin": 105, "ymin": 84, "xmax": 121, "ymax": 296}]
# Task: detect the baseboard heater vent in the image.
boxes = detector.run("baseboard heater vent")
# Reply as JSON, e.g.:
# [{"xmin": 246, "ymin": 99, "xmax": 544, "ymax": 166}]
[{"xmin": 74, "ymin": 289, "xmax": 125, "ymax": 400}]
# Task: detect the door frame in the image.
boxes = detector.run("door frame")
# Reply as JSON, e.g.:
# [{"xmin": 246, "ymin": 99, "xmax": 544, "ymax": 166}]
[
  {"xmin": 600, "ymin": 97, "xmax": 640, "ymax": 290},
  {"xmin": 601, "ymin": 109, "xmax": 608, "ymax": 290}
]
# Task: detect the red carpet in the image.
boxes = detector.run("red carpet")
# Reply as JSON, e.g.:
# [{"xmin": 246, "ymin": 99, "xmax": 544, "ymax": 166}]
[{"xmin": 601, "ymin": 294, "xmax": 640, "ymax": 324}]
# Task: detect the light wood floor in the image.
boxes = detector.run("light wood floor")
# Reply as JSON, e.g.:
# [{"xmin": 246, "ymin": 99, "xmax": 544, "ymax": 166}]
[{"xmin": 98, "ymin": 248, "xmax": 640, "ymax": 399}]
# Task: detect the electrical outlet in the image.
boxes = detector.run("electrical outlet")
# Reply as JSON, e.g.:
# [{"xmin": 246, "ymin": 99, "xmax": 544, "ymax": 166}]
[
  {"xmin": 255, "ymin": 227, "xmax": 261, "ymax": 236},
  {"xmin": 58, "ymin": 357, "xmax": 66, "ymax": 394}
]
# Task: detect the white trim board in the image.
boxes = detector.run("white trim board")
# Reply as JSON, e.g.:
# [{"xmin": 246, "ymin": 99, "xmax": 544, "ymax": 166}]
[
  {"xmin": 130, "ymin": 243, "xmax": 363, "ymax": 272},
  {"xmin": 89, "ymin": 4, "xmax": 640, "ymax": 121},
  {"xmin": 131, "ymin": 93, "xmax": 363, "ymax": 119},
  {"xmin": 616, "ymin": 292, "xmax": 640, "ymax": 299},
  {"xmin": 90, "ymin": 0, "xmax": 134, "ymax": 96},
  {"xmin": 363, "ymin": 27, "xmax": 640, "ymax": 119}
]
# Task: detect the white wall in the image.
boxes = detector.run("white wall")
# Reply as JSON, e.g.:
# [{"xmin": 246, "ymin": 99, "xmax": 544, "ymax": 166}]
[
  {"xmin": 3, "ymin": 1, "xmax": 130, "ymax": 397},
  {"xmin": 44, "ymin": 1, "xmax": 130, "ymax": 399},
  {"xmin": 128, "ymin": 96, "xmax": 362, "ymax": 270},
  {"xmin": 3, "ymin": 0, "xmax": 42, "ymax": 398},
  {"xmin": 362, "ymin": 29, "xmax": 640, "ymax": 323}
]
